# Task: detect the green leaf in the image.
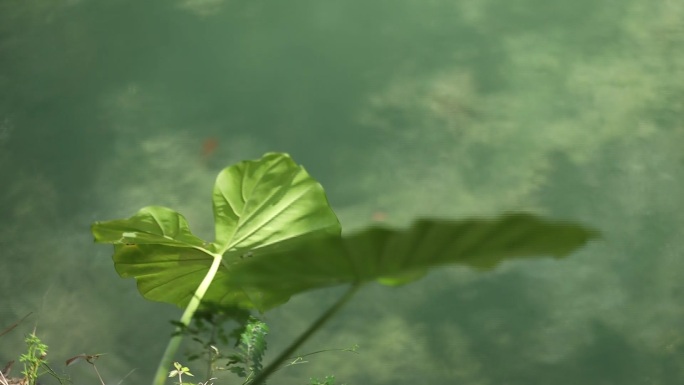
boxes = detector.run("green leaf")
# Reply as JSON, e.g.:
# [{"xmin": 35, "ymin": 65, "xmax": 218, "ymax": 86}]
[
  {"xmin": 92, "ymin": 153, "xmax": 341, "ymax": 310},
  {"xmin": 221, "ymin": 213, "xmax": 599, "ymax": 304},
  {"xmin": 92, "ymin": 206, "xmax": 207, "ymax": 248},
  {"xmin": 212, "ymin": 152, "xmax": 341, "ymax": 257},
  {"xmin": 111, "ymin": 244, "xmax": 230, "ymax": 306},
  {"xmin": 93, "ymin": 154, "xmax": 598, "ymax": 312}
]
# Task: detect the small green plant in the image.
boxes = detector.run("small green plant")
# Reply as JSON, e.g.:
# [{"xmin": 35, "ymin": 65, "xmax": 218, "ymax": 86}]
[
  {"xmin": 1, "ymin": 319, "xmax": 69, "ymax": 385},
  {"xmin": 225, "ymin": 317, "xmax": 268, "ymax": 384},
  {"xmin": 173, "ymin": 301, "xmax": 251, "ymax": 378},
  {"xmin": 15, "ymin": 330, "xmax": 68, "ymax": 385},
  {"xmin": 168, "ymin": 362, "xmax": 194, "ymax": 385},
  {"xmin": 20, "ymin": 331, "xmax": 48, "ymax": 385},
  {"xmin": 92, "ymin": 152, "xmax": 599, "ymax": 385},
  {"xmin": 179, "ymin": 308, "xmax": 357, "ymax": 384}
]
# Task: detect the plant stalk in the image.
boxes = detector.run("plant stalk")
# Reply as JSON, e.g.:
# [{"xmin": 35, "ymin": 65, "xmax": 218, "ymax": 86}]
[
  {"xmin": 151, "ymin": 250, "xmax": 223, "ymax": 385},
  {"xmin": 249, "ymin": 283, "xmax": 362, "ymax": 385}
]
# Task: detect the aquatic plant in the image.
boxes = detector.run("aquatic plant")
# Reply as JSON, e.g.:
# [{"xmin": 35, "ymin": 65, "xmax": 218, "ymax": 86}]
[{"xmin": 92, "ymin": 152, "xmax": 598, "ymax": 385}]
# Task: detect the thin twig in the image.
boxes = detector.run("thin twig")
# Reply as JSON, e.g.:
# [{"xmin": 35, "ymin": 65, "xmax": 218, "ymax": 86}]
[
  {"xmin": 0, "ymin": 313, "xmax": 32, "ymax": 338},
  {"xmin": 0, "ymin": 370, "xmax": 10, "ymax": 385},
  {"xmin": 116, "ymin": 368, "xmax": 137, "ymax": 385}
]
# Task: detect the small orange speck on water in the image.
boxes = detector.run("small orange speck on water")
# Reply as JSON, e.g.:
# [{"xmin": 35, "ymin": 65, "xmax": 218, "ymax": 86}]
[
  {"xmin": 372, "ymin": 211, "xmax": 388, "ymax": 222},
  {"xmin": 202, "ymin": 137, "xmax": 219, "ymax": 158}
]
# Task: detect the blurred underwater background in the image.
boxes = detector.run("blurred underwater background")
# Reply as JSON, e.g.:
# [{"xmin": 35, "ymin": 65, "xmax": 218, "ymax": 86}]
[{"xmin": 1, "ymin": 0, "xmax": 683, "ymax": 384}]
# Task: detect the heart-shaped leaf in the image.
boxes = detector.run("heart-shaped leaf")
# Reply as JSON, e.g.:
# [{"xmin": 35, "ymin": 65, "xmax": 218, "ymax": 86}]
[{"xmin": 92, "ymin": 153, "xmax": 341, "ymax": 310}]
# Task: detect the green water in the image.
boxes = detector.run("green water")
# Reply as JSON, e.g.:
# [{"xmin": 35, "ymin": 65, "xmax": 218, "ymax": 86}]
[{"xmin": 1, "ymin": 1, "xmax": 683, "ymax": 384}]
